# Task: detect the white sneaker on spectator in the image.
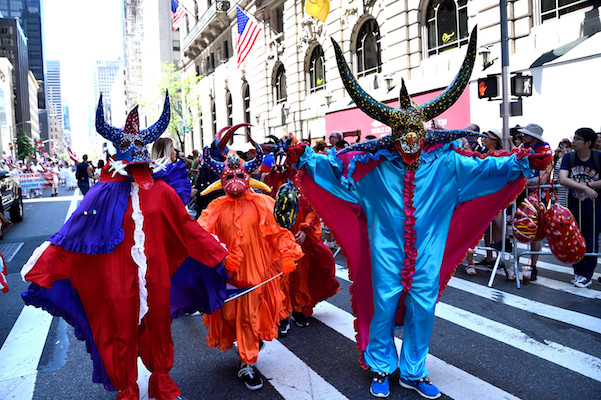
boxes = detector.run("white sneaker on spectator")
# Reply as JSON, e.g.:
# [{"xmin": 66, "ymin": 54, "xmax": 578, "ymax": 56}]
[
  {"xmin": 571, "ymin": 275, "xmax": 585, "ymax": 284},
  {"xmin": 574, "ymin": 277, "xmax": 592, "ymax": 288}
]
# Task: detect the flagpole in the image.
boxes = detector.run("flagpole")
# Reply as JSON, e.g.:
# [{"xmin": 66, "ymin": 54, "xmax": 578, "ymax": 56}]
[{"xmin": 224, "ymin": 272, "xmax": 283, "ymax": 302}]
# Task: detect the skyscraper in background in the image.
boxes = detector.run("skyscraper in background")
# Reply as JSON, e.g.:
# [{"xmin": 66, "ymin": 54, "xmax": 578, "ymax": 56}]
[
  {"xmin": 0, "ymin": 0, "xmax": 45, "ymax": 108},
  {"xmin": 94, "ymin": 60, "xmax": 123, "ymax": 125},
  {"xmin": 45, "ymin": 60, "xmax": 62, "ymax": 127}
]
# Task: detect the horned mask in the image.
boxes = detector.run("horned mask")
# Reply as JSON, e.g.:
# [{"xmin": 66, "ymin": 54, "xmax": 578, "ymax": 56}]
[{"xmin": 332, "ymin": 27, "xmax": 480, "ymax": 169}]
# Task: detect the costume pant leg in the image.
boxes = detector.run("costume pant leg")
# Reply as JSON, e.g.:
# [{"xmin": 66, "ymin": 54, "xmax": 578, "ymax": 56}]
[
  {"xmin": 399, "ymin": 293, "xmax": 435, "ymax": 380},
  {"xmin": 138, "ymin": 277, "xmax": 180, "ymax": 400},
  {"xmin": 71, "ymin": 256, "xmax": 140, "ymax": 399},
  {"xmin": 363, "ymin": 261, "xmax": 404, "ymax": 374}
]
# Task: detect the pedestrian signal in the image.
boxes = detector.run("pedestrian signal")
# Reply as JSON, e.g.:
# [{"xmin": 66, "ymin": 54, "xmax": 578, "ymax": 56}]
[{"xmin": 478, "ymin": 76, "xmax": 498, "ymax": 99}]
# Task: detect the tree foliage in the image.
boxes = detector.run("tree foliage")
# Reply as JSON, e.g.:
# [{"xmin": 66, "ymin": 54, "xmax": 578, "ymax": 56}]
[
  {"xmin": 151, "ymin": 63, "xmax": 202, "ymax": 153},
  {"xmin": 16, "ymin": 130, "xmax": 34, "ymax": 160}
]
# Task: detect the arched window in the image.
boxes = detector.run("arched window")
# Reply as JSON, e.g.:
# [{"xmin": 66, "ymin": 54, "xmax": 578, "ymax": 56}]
[
  {"xmin": 426, "ymin": 0, "xmax": 468, "ymax": 56},
  {"xmin": 308, "ymin": 45, "xmax": 325, "ymax": 93},
  {"xmin": 274, "ymin": 64, "xmax": 287, "ymax": 104},
  {"xmin": 211, "ymin": 99, "xmax": 217, "ymax": 138},
  {"xmin": 355, "ymin": 19, "xmax": 382, "ymax": 77},
  {"xmin": 226, "ymin": 90, "xmax": 233, "ymax": 127},
  {"xmin": 541, "ymin": 0, "xmax": 596, "ymax": 22}
]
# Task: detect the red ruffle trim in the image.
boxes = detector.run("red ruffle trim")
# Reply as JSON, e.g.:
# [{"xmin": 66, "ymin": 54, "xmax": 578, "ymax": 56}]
[
  {"xmin": 453, "ymin": 146, "xmax": 532, "ymax": 159},
  {"xmin": 401, "ymin": 170, "xmax": 417, "ymax": 291}
]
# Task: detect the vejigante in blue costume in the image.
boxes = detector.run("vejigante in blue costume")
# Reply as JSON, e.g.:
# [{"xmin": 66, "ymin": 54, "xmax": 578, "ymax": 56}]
[{"xmin": 289, "ymin": 27, "xmax": 551, "ymax": 399}]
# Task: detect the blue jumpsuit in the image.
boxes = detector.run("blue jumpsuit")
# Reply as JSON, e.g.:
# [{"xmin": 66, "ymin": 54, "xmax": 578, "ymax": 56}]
[{"xmin": 297, "ymin": 142, "xmax": 532, "ymax": 379}]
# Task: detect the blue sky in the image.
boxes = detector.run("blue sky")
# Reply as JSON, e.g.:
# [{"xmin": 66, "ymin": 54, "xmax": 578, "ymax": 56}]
[{"xmin": 43, "ymin": 0, "xmax": 124, "ymax": 155}]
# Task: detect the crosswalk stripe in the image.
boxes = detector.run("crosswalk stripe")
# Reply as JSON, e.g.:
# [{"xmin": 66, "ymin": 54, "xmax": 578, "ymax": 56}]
[
  {"xmin": 313, "ymin": 302, "xmax": 521, "ymax": 400},
  {"xmin": 447, "ymin": 277, "xmax": 601, "ymax": 334},
  {"xmin": 256, "ymin": 340, "xmax": 349, "ymax": 399},
  {"xmin": 436, "ymin": 302, "xmax": 601, "ymax": 382},
  {"xmin": 0, "ymin": 307, "xmax": 52, "ymax": 400},
  {"xmin": 333, "ymin": 267, "xmax": 601, "ymax": 382}
]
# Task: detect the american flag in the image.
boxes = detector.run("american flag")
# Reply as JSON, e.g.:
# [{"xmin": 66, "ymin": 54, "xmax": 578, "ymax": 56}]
[
  {"xmin": 67, "ymin": 146, "xmax": 79, "ymax": 164},
  {"xmin": 236, "ymin": 7, "xmax": 261, "ymax": 68},
  {"xmin": 171, "ymin": 0, "xmax": 187, "ymax": 31}
]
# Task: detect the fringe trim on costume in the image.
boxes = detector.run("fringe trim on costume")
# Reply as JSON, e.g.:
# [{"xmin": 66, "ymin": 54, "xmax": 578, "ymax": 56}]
[
  {"xmin": 21, "ymin": 241, "xmax": 52, "ymax": 280},
  {"xmin": 130, "ymin": 182, "xmax": 149, "ymax": 324},
  {"xmin": 401, "ymin": 170, "xmax": 418, "ymax": 291}
]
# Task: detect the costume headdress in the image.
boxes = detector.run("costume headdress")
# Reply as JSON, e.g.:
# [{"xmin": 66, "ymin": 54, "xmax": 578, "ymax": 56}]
[
  {"xmin": 332, "ymin": 27, "xmax": 480, "ymax": 169},
  {"xmin": 201, "ymin": 123, "xmax": 271, "ymax": 197},
  {"xmin": 96, "ymin": 92, "xmax": 170, "ymax": 164}
]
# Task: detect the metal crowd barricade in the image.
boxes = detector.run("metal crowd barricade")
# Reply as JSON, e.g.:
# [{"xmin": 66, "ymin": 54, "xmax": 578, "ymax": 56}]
[{"xmin": 506, "ymin": 183, "xmax": 600, "ymax": 288}]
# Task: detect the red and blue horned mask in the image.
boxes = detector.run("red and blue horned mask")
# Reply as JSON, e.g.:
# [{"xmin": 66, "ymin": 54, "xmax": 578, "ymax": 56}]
[
  {"xmin": 201, "ymin": 124, "xmax": 271, "ymax": 197},
  {"xmin": 96, "ymin": 92, "xmax": 170, "ymax": 164}
]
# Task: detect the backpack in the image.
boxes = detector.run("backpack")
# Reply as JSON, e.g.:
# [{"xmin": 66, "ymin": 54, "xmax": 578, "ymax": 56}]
[{"xmin": 566, "ymin": 149, "xmax": 601, "ymax": 177}]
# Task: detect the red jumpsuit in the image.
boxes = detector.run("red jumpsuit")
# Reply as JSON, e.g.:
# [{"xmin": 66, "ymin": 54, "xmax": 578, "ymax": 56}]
[{"xmin": 22, "ymin": 175, "xmax": 228, "ymax": 400}]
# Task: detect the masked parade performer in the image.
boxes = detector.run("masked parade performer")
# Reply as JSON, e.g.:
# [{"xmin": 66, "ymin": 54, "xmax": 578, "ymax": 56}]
[
  {"xmin": 21, "ymin": 93, "xmax": 229, "ymax": 400},
  {"xmin": 287, "ymin": 28, "xmax": 551, "ymax": 399},
  {"xmin": 198, "ymin": 124, "xmax": 303, "ymax": 391},
  {"xmin": 264, "ymin": 134, "xmax": 339, "ymax": 334}
]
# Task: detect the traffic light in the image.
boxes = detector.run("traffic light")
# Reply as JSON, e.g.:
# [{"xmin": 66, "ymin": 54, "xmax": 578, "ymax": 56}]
[
  {"xmin": 478, "ymin": 76, "xmax": 498, "ymax": 99},
  {"xmin": 511, "ymin": 73, "xmax": 533, "ymax": 97}
]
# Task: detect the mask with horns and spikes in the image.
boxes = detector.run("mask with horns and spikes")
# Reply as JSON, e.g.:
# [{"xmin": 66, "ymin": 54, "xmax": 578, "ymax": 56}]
[
  {"xmin": 201, "ymin": 123, "xmax": 271, "ymax": 197},
  {"xmin": 332, "ymin": 26, "xmax": 482, "ymax": 169},
  {"xmin": 96, "ymin": 92, "xmax": 170, "ymax": 164}
]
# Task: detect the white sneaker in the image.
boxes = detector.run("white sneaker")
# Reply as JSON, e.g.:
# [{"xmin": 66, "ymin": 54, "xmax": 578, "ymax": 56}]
[
  {"xmin": 574, "ymin": 277, "xmax": 592, "ymax": 288},
  {"xmin": 465, "ymin": 265, "xmax": 476, "ymax": 275},
  {"xmin": 571, "ymin": 275, "xmax": 585, "ymax": 284}
]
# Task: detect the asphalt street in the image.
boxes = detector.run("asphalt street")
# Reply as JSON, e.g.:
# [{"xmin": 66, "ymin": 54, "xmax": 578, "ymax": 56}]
[{"xmin": 0, "ymin": 183, "xmax": 600, "ymax": 400}]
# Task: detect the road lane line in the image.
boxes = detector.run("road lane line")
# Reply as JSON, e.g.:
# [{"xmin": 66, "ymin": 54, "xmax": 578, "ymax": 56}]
[
  {"xmin": 436, "ymin": 302, "xmax": 601, "ymax": 382},
  {"xmin": 447, "ymin": 277, "xmax": 601, "ymax": 334},
  {"xmin": 334, "ymin": 268, "xmax": 601, "ymax": 384},
  {"xmin": 313, "ymin": 302, "xmax": 521, "ymax": 400},
  {"xmin": 0, "ymin": 190, "xmax": 82, "ymax": 400},
  {"xmin": 255, "ymin": 340, "xmax": 349, "ymax": 399}
]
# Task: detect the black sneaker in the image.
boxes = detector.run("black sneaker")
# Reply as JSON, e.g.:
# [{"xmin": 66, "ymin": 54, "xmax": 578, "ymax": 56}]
[
  {"xmin": 292, "ymin": 311, "xmax": 309, "ymax": 327},
  {"xmin": 278, "ymin": 318, "xmax": 290, "ymax": 337},
  {"xmin": 238, "ymin": 363, "xmax": 264, "ymax": 390}
]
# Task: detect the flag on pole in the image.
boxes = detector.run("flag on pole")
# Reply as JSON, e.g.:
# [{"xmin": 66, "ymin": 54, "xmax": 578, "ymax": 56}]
[
  {"xmin": 171, "ymin": 0, "xmax": 187, "ymax": 31},
  {"xmin": 305, "ymin": 0, "xmax": 330, "ymax": 22},
  {"xmin": 67, "ymin": 146, "xmax": 79, "ymax": 164},
  {"xmin": 236, "ymin": 7, "xmax": 261, "ymax": 68}
]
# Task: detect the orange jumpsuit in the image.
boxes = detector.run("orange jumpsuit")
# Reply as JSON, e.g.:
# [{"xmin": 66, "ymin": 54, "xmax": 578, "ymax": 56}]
[{"xmin": 199, "ymin": 191, "xmax": 303, "ymax": 364}]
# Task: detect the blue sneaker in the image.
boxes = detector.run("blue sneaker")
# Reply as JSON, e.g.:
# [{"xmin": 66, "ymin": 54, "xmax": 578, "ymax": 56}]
[
  {"xmin": 370, "ymin": 372, "xmax": 390, "ymax": 398},
  {"xmin": 399, "ymin": 377, "xmax": 441, "ymax": 399}
]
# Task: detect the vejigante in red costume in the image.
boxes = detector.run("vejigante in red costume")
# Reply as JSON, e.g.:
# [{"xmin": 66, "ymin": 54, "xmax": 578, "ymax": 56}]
[{"xmin": 21, "ymin": 93, "xmax": 228, "ymax": 400}]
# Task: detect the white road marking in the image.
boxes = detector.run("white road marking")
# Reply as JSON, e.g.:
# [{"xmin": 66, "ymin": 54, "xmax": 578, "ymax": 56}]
[
  {"xmin": 313, "ymin": 302, "xmax": 522, "ymax": 400},
  {"xmin": 447, "ymin": 277, "xmax": 601, "ymax": 334},
  {"xmin": 0, "ymin": 190, "xmax": 85, "ymax": 400},
  {"xmin": 334, "ymin": 267, "xmax": 601, "ymax": 384},
  {"xmin": 256, "ymin": 340, "xmax": 349, "ymax": 399}
]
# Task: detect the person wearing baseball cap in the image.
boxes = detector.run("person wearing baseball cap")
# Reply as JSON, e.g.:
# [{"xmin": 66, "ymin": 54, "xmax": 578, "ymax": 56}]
[
  {"xmin": 518, "ymin": 123, "xmax": 552, "ymax": 283},
  {"xmin": 483, "ymin": 128, "xmax": 503, "ymax": 152}
]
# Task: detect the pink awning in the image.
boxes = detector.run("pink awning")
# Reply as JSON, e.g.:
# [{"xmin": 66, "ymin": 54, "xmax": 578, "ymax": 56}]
[{"xmin": 325, "ymin": 85, "xmax": 471, "ymax": 142}]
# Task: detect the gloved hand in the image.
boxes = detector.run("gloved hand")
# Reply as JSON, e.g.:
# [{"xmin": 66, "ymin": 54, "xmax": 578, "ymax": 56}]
[
  {"xmin": 528, "ymin": 150, "xmax": 552, "ymax": 171},
  {"xmin": 287, "ymin": 143, "xmax": 307, "ymax": 165},
  {"xmin": 280, "ymin": 256, "xmax": 296, "ymax": 274}
]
